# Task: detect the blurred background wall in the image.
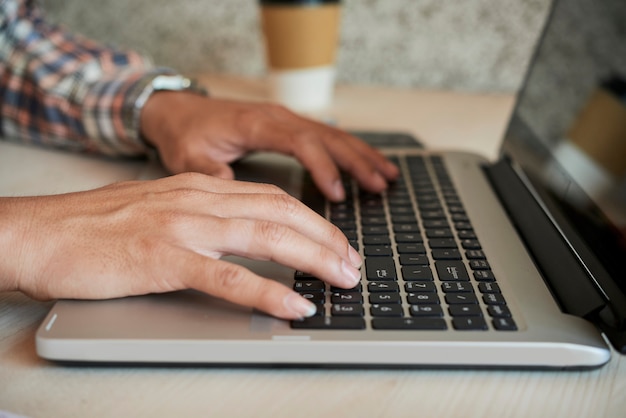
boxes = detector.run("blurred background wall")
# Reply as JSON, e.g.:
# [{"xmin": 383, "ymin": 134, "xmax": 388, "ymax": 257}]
[{"xmin": 42, "ymin": 0, "xmax": 551, "ymax": 92}]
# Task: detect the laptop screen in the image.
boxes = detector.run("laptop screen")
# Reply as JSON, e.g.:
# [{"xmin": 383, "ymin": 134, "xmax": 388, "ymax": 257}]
[{"xmin": 501, "ymin": 0, "xmax": 626, "ymax": 309}]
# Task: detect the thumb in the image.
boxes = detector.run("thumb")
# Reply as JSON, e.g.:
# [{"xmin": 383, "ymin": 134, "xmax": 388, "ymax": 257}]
[{"xmin": 195, "ymin": 160, "xmax": 235, "ymax": 180}]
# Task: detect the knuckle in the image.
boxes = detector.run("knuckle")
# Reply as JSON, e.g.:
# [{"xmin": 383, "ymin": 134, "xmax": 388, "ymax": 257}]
[
  {"xmin": 268, "ymin": 192, "xmax": 301, "ymax": 219},
  {"xmin": 171, "ymin": 171, "xmax": 207, "ymax": 185},
  {"xmin": 255, "ymin": 220, "xmax": 289, "ymax": 246},
  {"xmin": 214, "ymin": 262, "xmax": 248, "ymax": 291}
]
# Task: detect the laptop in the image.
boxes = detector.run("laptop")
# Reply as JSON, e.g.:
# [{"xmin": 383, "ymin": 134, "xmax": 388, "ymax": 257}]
[{"xmin": 34, "ymin": 0, "xmax": 626, "ymax": 369}]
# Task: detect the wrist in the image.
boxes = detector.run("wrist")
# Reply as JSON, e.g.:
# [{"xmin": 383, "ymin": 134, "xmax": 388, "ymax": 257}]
[
  {"xmin": 134, "ymin": 75, "xmax": 209, "ymax": 149},
  {"xmin": 0, "ymin": 198, "xmax": 34, "ymax": 292}
]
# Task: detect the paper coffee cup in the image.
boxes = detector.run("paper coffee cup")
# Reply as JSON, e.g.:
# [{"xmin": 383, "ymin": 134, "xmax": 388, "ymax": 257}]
[
  {"xmin": 260, "ymin": 0, "xmax": 341, "ymax": 111},
  {"xmin": 568, "ymin": 84, "xmax": 626, "ymax": 178}
]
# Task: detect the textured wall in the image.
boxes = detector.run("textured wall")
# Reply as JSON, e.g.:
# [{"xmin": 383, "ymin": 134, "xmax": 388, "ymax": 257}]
[{"xmin": 42, "ymin": 0, "xmax": 551, "ymax": 92}]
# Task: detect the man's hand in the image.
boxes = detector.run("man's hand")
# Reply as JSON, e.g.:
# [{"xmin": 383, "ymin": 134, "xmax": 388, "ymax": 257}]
[
  {"xmin": 140, "ymin": 92, "xmax": 399, "ymax": 202},
  {"xmin": 0, "ymin": 174, "xmax": 362, "ymax": 319}
]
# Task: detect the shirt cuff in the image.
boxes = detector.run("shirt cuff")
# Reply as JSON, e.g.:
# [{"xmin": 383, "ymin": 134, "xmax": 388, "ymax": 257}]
[{"xmin": 81, "ymin": 67, "xmax": 175, "ymax": 156}]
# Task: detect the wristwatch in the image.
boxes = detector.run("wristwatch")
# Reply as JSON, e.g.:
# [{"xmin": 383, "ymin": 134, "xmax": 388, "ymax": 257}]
[
  {"xmin": 132, "ymin": 74, "xmax": 209, "ymax": 150},
  {"xmin": 134, "ymin": 74, "xmax": 208, "ymax": 111},
  {"xmin": 149, "ymin": 74, "xmax": 209, "ymax": 96}
]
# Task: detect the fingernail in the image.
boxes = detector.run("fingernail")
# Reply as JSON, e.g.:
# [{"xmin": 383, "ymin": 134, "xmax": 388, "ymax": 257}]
[
  {"xmin": 284, "ymin": 293, "xmax": 317, "ymax": 319},
  {"xmin": 332, "ymin": 179, "xmax": 345, "ymax": 201},
  {"xmin": 348, "ymin": 245, "xmax": 362, "ymax": 268},
  {"xmin": 342, "ymin": 260, "xmax": 362, "ymax": 286},
  {"xmin": 373, "ymin": 172, "xmax": 387, "ymax": 190}
]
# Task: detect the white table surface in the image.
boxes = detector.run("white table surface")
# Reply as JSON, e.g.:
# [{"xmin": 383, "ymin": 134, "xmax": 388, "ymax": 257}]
[{"xmin": 0, "ymin": 74, "xmax": 624, "ymax": 418}]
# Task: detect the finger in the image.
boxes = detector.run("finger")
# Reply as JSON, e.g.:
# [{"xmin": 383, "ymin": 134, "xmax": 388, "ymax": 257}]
[
  {"xmin": 331, "ymin": 130, "xmax": 400, "ymax": 181},
  {"xmin": 303, "ymin": 128, "xmax": 400, "ymax": 193},
  {"xmin": 261, "ymin": 106, "xmax": 399, "ymax": 181},
  {"xmin": 192, "ymin": 192, "xmax": 362, "ymax": 267},
  {"xmin": 189, "ymin": 160, "xmax": 235, "ymax": 181},
  {"xmin": 173, "ymin": 250, "xmax": 318, "ymax": 319},
  {"xmin": 205, "ymin": 217, "xmax": 361, "ymax": 289}
]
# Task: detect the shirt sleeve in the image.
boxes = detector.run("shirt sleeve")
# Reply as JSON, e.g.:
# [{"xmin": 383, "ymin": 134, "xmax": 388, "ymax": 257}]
[{"xmin": 0, "ymin": 0, "xmax": 173, "ymax": 156}]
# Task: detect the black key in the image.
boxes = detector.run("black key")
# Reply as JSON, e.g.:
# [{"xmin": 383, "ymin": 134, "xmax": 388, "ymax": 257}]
[
  {"xmin": 366, "ymin": 258, "xmax": 397, "ymax": 281},
  {"xmin": 406, "ymin": 293, "xmax": 440, "ymax": 304},
  {"xmin": 363, "ymin": 235, "xmax": 391, "ymax": 245},
  {"xmin": 405, "ymin": 281, "xmax": 436, "ymax": 292},
  {"xmin": 422, "ymin": 220, "xmax": 449, "ymax": 229},
  {"xmin": 362, "ymin": 216, "xmax": 387, "ymax": 226},
  {"xmin": 478, "ymin": 282, "xmax": 500, "ymax": 294},
  {"xmin": 461, "ymin": 239, "xmax": 482, "ymax": 249},
  {"xmin": 299, "ymin": 292, "xmax": 325, "ymax": 303},
  {"xmin": 421, "ymin": 210, "xmax": 447, "ymax": 220},
  {"xmin": 449, "ymin": 305, "xmax": 483, "ymax": 317},
  {"xmin": 362, "ymin": 225, "xmax": 389, "ymax": 235},
  {"xmin": 294, "ymin": 280, "xmax": 326, "ymax": 292},
  {"xmin": 343, "ymin": 231, "xmax": 358, "ymax": 241},
  {"xmin": 432, "ymin": 248, "xmax": 462, "ymax": 260},
  {"xmin": 360, "ymin": 207, "xmax": 385, "ymax": 216},
  {"xmin": 465, "ymin": 250, "xmax": 486, "ymax": 259},
  {"xmin": 332, "ymin": 304, "xmax": 365, "ymax": 317},
  {"xmin": 483, "ymin": 293, "xmax": 507, "ymax": 305},
  {"xmin": 393, "ymin": 224, "xmax": 420, "ymax": 233},
  {"xmin": 333, "ymin": 220, "xmax": 356, "ymax": 231},
  {"xmin": 401, "ymin": 266, "xmax": 434, "ymax": 281},
  {"xmin": 389, "ymin": 206, "xmax": 414, "ymax": 215},
  {"xmin": 429, "ymin": 238, "xmax": 458, "ymax": 249},
  {"xmin": 445, "ymin": 293, "xmax": 479, "ymax": 305},
  {"xmin": 409, "ymin": 304, "xmax": 444, "ymax": 317},
  {"xmin": 458, "ymin": 230, "xmax": 476, "ymax": 239},
  {"xmin": 397, "ymin": 243, "xmax": 426, "ymax": 254},
  {"xmin": 368, "ymin": 281, "xmax": 400, "ymax": 292},
  {"xmin": 331, "ymin": 292, "xmax": 363, "ymax": 304},
  {"xmin": 291, "ymin": 317, "xmax": 366, "ymax": 329},
  {"xmin": 474, "ymin": 270, "xmax": 496, "ymax": 282},
  {"xmin": 441, "ymin": 281, "xmax": 473, "ymax": 293},
  {"xmin": 425, "ymin": 228, "xmax": 454, "ymax": 238},
  {"xmin": 469, "ymin": 260, "xmax": 490, "ymax": 270},
  {"xmin": 369, "ymin": 292, "xmax": 401, "ymax": 304},
  {"xmin": 418, "ymin": 202, "xmax": 443, "ymax": 211},
  {"xmin": 435, "ymin": 260, "xmax": 470, "ymax": 281},
  {"xmin": 395, "ymin": 233, "xmax": 424, "ymax": 243},
  {"xmin": 364, "ymin": 245, "xmax": 393, "ymax": 257},
  {"xmin": 370, "ymin": 304, "xmax": 404, "ymax": 317},
  {"xmin": 330, "ymin": 212, "xmax": 354, "ymax": 222},
  {"xmin": 452, "ymin": 317, "xmax": 488, "ymax": 330},
  {"xmin": 447, "ymin": 205, "xmax": 465, "ymax": 214},
  {"xmin": 371, "ymin": 317, "xmax": 447, "ymax": 330},
  {"xmin": 399, "ymin": 255, "xmax": 429, "ymax": 266},
  {"xmin": 450, "ymin": 215, "xmax": 469, "ymax": 224},
  {"xmin": 454, "ymin": 222, "xmax": 473, "ymax": 230},
  {"xmin": 493, "ymin": 317, "xmax": 518, "ymax": 331},
  {"xmin": 487, "ymin": 305, "xmax": 512, "ymax": 318},
  {"xmin": 391, "ymin": 215, "xmax": 418, "ymax": 224}
]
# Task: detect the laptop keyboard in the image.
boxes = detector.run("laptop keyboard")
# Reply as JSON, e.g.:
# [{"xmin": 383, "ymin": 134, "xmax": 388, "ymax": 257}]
[{"xmin": 291, "ymin": 155, "xmax": 517, "ymax": 332}]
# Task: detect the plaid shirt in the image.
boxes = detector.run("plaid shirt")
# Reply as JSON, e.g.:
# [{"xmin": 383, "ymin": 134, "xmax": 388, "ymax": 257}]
[{"xmin": 0, "ymin": 0, "xmax": 173, "ymax": 156}]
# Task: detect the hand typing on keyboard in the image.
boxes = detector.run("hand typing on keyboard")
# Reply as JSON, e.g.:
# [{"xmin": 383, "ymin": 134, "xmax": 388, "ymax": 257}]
[
  {"xmin": 141, "ymin": 94, "xmax": 400, "ymax": 202},
  {"xmin": 0, "ymin": 174, "xmax": 365, "ymax": 320}
]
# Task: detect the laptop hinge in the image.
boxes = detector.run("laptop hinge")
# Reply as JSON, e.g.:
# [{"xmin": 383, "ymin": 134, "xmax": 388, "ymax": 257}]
[{"xmin": 483, "ymin": 158, "xmax": 606, "ymax": 319}]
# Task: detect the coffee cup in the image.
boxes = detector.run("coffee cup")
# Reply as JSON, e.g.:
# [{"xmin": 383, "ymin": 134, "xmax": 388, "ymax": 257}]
[{"xmin": 259, "ymin": 0, "xmax": 341, "ymax": 112}]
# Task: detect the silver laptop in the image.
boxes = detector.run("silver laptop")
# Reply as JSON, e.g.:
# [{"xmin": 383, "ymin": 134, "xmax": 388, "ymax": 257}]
[{"xmin": 35, "ymin": 0, "xmax": 626, "ymax": 369}]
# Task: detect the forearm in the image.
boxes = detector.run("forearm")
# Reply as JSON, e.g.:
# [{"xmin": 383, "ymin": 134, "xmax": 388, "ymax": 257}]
[{"xmin": 0, "ymin": 0, "xmax": 171, "ymax": 156}]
